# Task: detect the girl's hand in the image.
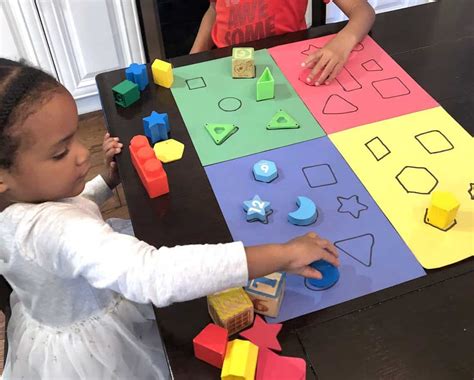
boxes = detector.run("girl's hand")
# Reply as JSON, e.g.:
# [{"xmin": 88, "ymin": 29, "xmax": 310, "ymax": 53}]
[
  {"xmin": 301, "ymin": 34, "xmax": 354, "ymax": 86},
  {"xmin": 102, "ymin": 133, "xmax": 123, "ymax": 189},
  {"xmin": 283, "ymin": 232, "xmax": 339, "ymax": 279}
]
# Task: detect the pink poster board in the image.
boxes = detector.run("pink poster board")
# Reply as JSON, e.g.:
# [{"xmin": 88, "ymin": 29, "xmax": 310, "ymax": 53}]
[{"xmin": 269, "ymin": 35, "xmax": 438, "ymax": 133}]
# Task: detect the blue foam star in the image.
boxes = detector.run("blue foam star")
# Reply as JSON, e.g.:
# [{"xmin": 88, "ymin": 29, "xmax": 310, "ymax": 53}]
[
  {"xmin": 142, "ymin": 111, "xmax": 170, "ymax": 143},
  {"xmin": 337, "ymin": 195, "xmax": 368, "ymax": 219},
  {"xmin": 243, "ymin": 195, "xmax": 271, "ymax": 223},
  {"xmin": 125, "ymin": 63, "xmax": 148, "ymax": 91}
]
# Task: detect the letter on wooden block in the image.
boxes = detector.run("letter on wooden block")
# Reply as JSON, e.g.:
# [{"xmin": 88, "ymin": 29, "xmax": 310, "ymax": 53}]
[{"xmin": 245, "ymin": 272, "xmax": 286, "ymax": 318}]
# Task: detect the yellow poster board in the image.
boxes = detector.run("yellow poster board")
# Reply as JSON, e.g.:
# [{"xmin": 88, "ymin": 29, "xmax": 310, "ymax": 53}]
[{"xmin": 330, "ymin": 107, "xmax": 473, "ymax": 269}]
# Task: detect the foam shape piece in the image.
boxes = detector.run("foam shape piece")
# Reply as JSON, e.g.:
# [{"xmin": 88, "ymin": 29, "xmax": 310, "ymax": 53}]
[
  {"xmin": 112, "ymin": 80, "xmax": 140, "ymax": 108},
  {"xmin": 245, "ymin": 272, "xmax": 286, "ymax": 318},
  {"xmin": 307, "ymin": 260, "xmax": 340, "ymax": 290},
  {"xmin": 151, "ymin": 58, "xmax": 174, "ymax": 88},
  {"xmin": 143, "ymin": 111, "xmax": 170, "ymax": 144},
  {"xmin": 193, "ymin": 323, "xmax": 228, "ymax": 368},
  {"xmin": 153, "ymin": 139, "xmax": 184, "ymax": 163},
  {"xmin": 129, "ymin": 135, "xmax": 169, "ymax": 198},
  {"xmin": 243, "ymin": 195, "xmax": 271, "ymax": 223},
  {"xmin": 269, "ymin": 34, "xmax": 438, "ymax": 133},
  {"xmin": 240, "ymin": 315, "xmax": 282, "ymax": 351},
  {"xmin": 256, "ymin": 348, "xmax": 306, "ymax": 380},
  {"xmin": 253, "ymin": 160, "xmax": 278, "ymax": 183},
  {"xmin": 425, "ymin": 191, "xmax": 459, "ymax": 230},
  {"xmin": 221, "ymin": 339, "xmax": 259, "ymax": 380},
  {"xmin": 125, "ymin": 63, "xmax": 149, "ymax": 91},
  {"xmin": 232, "ymin": 47, "xmax": 255, "ymax": 78},
  {"xmin": 256, "ymin": 67, "xmax": 275, "ymax": 101},
  {"xmin": 267, "ymin": 110, "xmax": 300, "ymax": 130},
  {"xmin": 205, "ymin": 123, "xmax": 238, "ymax": 145},
  {"xmin": 207, "ymin": 288, "xmax": 254, "ymax": 336},
  {"xmin": 288, "ymin": 196, "xmax": 318, "ymax": 226},
  {"xmin": 330, "ymin": 107, "xmax": 473, "ymax": 269}
]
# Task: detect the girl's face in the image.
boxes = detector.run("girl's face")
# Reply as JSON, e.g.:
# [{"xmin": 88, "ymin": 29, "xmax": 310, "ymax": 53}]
[{"xmin": 0, "ymin": 90, "xmax": 91, "ymax": 204}]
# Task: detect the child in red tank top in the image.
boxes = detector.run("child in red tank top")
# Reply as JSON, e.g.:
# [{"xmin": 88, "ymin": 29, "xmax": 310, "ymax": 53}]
[{"xmin": 191, "ymin": 0, "xmax": 375, "ymax": 85}]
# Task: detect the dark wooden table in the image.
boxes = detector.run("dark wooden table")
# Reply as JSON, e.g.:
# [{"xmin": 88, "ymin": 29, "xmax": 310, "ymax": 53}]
[{"xmin": 96, "ymin": 1, "xmax": 474, "ymax": 379}]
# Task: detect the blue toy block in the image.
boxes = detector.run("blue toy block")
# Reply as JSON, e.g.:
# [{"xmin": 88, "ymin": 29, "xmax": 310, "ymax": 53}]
[
  {"xmin": 243, "ymin": 195, "xmax": 271, "ymax": 223},
  {"xmin": 253, "ymin": 160, "xmax": 278, "ymax": 183},
  {"xmin": 143, "ymin": 111, "xmax": 170, "ymax": 144},
  {"xmin": 307, "ymin": 260, "xmax": 340, "ymax": 290},
  {"xmin": 288, "ymin": 196, "xmax": 318, "ymax": 226},
  {"xmin": 126, "ymin": 63, "xmax": 149, "ymax": 91}
]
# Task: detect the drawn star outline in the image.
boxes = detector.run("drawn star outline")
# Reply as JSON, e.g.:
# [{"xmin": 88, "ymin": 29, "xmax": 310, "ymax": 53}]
[
  {"xmin": 469, "ymin": 183, "xmax": 474, "ymax": 200},
  {"xmin": 337, "ymin": 195, "xmax": 368, "ymax": 219}
]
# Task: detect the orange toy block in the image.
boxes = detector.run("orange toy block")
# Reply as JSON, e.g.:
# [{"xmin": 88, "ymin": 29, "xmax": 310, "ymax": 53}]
[
  {"xmin": 129, "ymin": 135, "xmax": 169, "ymax": 198},
  {"xmin": 193, "ymin": 323, "xmax": 228, "ymax": 368}
]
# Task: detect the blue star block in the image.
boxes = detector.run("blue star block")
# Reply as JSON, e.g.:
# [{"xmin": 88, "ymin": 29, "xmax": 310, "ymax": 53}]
[
  {"xmin": 336, "ymin": 195, "xmax": 368, "ymax": 219},
  {"xmin": 125, "ymin": 63, "xmax": 149, "ymax": 91},
  {"xmin": 142, "ymin": 111, "xmax": 170, "ymax": 144},
  {"xmin": 243, "ymin": 195, "xmax": 271, "ymax": 223},
  {"xmin": 253, "ymin": 160, "xmax": 278, "ymax": 183},
  {"xmin": 307, "ymin": 260, "xmax": 340, "ymax": 290},
  {"xmin": 288, "ymin": 196, "xmax": 318, "ymax": 226}
]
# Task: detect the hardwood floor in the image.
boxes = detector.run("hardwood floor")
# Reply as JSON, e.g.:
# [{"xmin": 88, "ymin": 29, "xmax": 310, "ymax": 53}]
[{"xmin": 0, "ymin": 111, "xmax": 129, "ymax": 375}]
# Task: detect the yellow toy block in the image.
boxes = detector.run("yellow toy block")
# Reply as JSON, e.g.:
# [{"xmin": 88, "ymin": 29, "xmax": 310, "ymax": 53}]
[
  {"xmin": 207, "ymin": 288, "xmax": 254, "ymax": 336},
  {"xmin": 221, "ymin": 339, "xmax": 258, "ymax": 380},
  {"xmin": 153, "ymin": 139, "xmax": 184, "ymax": 163},
  {"xmin": 152, "ymin": 59, "xmax": 174, "ymax": 88},
  {"xmin": 425, "ymin": 191, "xmax": 460, "ymax": 230},
  {"xmin": 245, "ymin": 272, "xmax": 286, "ymax": 318}
]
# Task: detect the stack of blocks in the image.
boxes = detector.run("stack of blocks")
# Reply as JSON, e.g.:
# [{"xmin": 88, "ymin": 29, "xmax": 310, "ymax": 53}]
[
  {"xmin": 207, "ymin": 288, "xmax": 254, "ymax": 336},
  {"xmin": 129, "ymin": 135, "xmax": 169, "ymax": 198},
  {"xmin": 232, "ymin": 48, "xmax": 255, "ymax": 78}
]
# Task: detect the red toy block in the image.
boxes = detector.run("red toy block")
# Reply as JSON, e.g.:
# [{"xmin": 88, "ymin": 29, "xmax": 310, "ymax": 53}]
[
  {"xmin": 240, "ymin": 315, "xmax": 282, "ymax": 351},
  {"xmin": 256, "ymin": 348, "xmax": 306, "ymax": 380},
  {"xmin": 193, "ymin": 323, "xmax": 228, "ymax": 368},
  {"xmin": 129, "ymin": 135, "xmax": 169, "ymax": 198}
]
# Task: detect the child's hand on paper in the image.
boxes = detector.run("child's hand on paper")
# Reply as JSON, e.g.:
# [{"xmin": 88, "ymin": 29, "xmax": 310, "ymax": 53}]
[{"xmin": 301, "ymin": 34, "xmax": 353, "ymax": 86}]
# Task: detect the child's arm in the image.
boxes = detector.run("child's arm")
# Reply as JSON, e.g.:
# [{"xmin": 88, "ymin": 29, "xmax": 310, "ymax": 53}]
[
  {"xmin": 190, "ymin": 3, "xmax": 216, "ymax": 54},
  {"xmin": 19, "ymin": 204, "xmax": 338, "ymax": 308},
  {"xmin": 302, "ymin": 0, "xmax": 375, "ymax": 85}
]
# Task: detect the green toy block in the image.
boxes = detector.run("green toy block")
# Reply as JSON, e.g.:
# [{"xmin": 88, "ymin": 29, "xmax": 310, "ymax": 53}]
[
  {"xmin": 256, "ymin": 67, "xmax": 275, "ymax": 101},
  {"xmin": 112, "ymin": 80, "xmax": 140, "ymax": 108},
  {"xmin": 267, "ymin": 109, "xmax": 300, "ymax": 130},
  {"xmin": 205, "ymin": 123, "xmax": 239, "ymax": 145}
]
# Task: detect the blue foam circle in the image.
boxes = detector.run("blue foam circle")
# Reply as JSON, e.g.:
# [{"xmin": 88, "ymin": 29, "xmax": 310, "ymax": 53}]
[{"xmin": 307, "ymin": 260, "xmax": 340, "ymax": 290}]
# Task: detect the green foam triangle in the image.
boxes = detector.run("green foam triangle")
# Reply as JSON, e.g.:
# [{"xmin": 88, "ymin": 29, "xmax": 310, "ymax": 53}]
[
  {"xmin": 205, "ymin": 123, "xmax": 238, "ymax": 145},
  {"xmin": 267, "ymin": 110, "xmax": 300, "ymax": 130}
]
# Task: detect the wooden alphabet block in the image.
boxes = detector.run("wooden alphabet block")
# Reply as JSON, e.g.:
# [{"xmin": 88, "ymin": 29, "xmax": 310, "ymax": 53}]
[
  {"xmin": 207, "ymin": 288, "xmax": 254, "ymax": 335},
  {"xmin": 232, "ymin": 47, "xmax": 255, "ymax": 79},
  {"xmin": 245, "ymin": 272, "xmax": 286, "ymax": 318}
]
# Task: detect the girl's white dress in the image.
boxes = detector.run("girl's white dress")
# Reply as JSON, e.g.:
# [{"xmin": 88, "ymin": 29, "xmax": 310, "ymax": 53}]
[{"xmin": 0, "ymin": 176, "xmax": 248, "ymax": 379}]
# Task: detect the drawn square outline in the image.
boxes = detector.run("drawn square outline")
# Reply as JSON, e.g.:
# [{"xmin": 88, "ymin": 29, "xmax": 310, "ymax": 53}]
[
  {"xmin": 302, "ymin": 164, "xmax": 338, "ymax": 189},
  {"xmin": 185, "ymin": 77, "xmax": 207, "ymax": 90}
]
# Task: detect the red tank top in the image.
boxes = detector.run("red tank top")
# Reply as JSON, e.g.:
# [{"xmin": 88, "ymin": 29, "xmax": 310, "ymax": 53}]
[{"xmin": 210, "ymin": 0, "xmax": 308, "ymax": 48}]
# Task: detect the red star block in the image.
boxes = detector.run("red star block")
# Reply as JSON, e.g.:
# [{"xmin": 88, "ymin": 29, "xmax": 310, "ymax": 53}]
[
  {"xmin": 256, "ymin": 348, "xmax": 306, "ymax": 380},
  {"xmin": 240, "ymin": 315, "xmax": 282, "ymax": 351}
]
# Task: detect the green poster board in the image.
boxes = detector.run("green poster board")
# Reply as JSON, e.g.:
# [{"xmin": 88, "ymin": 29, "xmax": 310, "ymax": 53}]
[{"xmin": 171, "ymin": 49, "xmax": 325, "ymax": 166}]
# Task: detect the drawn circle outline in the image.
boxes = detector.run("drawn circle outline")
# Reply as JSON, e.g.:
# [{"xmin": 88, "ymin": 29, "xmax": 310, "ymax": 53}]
[{"xmin": 218, "ymin": 97, "xmax": 242, "ymax": 112}]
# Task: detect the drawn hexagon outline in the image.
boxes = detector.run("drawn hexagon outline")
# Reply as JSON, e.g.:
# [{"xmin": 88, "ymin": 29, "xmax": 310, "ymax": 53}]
[{"xmin": 396, "ymin": 166, "xmax": 438, "ymax": 195}]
